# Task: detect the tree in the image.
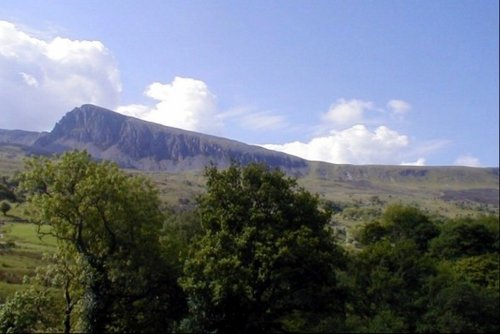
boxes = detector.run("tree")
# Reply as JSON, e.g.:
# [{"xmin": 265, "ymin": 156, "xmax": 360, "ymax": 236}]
[
  {"xmin": 0, "ymin": 181, "xmax": 17, "ymax": 202},
  {"xmin": 356, "ymin": 221, "xmax": 387, "ymax": 245},
  {"xmin": 420, "ymin": 277, "xmax": 499, "ymax": 333},
  {"xmin": 180, "ymin": 163, "xmax": 346, "ymax": 333},
  {"xmin": 355, "ymin": 205, "xmax": 439, "ymax": 251},
  {"xmin": 380, "ymin": 204, "xmax": 439, "ymax": 251},
  {"xmin": 430, "ymin": 216, "xmax": 498, "ymax": 260},
  {"xmin": 20, "ymin": 151, "xmax": 184, "ymax": 333},
  {"xmin": 0, "ymin": 201, "xmax": 11, "ymax": 216},
  {"xmin": 346, "ymin": 240, "xmax": 435, "ymax": 332},
  {"xmin": 452, "ymin": 254, "xmax": 499, "ymax": 289},
  {"xmin": 0, "ymin": 284, "xmax": 60, "ymax": 333}
]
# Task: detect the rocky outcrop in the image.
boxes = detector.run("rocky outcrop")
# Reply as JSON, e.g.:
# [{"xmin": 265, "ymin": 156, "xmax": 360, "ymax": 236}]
[{"xmin": 33, "ymin": 104, "xmax": 308, "ymax": 172}]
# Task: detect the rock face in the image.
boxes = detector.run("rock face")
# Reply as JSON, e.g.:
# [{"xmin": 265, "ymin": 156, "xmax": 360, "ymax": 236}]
[{"xmin": 33, "ymin": 104, "xmax": 308, "ymax": 172}]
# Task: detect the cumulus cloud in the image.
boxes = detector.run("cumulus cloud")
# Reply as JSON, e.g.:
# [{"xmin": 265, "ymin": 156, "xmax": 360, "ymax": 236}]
[
  {"xmin": 261, "ymin": 97, "xmax": 447, "ymax": 165},
  {"xmin": 118, "ymin": 78, "xmax": 291, "ymax": 135},
  {"xmin": 387, "ymin": 99, "xmax": 411, "ymax": 116},
  {"xmin": 454, "ymin": 155, "xmax": 481, "ymax": 167},
  {"xmin": 117, "ymin": 77, "xmax": 222, "ymax": 134},
  {"xmin": 263, "ymin": 124, "xmax": 413, "ymax": 165},
  {"xmin": 0, "ymin": 20, "xmax": 121, "ymax": 131},
  {"xmin": 322, "ymin": 99, "xmax": 374, "ymax": 128}
]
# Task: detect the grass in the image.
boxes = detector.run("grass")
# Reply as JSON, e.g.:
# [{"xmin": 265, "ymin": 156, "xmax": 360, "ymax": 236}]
[
  {"xmin": 0, "ymin": 145, "xmax": 26, "ymax": 176},
  {"xmin": 0, "ymin": 214, "xmax": 56, "ymax": 301}
]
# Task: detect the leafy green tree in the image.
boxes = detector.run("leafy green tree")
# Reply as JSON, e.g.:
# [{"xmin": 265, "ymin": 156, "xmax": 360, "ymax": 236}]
[
  {"xmin": 355, "ymin": 205, "xmax": 439, "ymax": 251},
  {"xmin": 0, "ymin": 201, "xmax": 11, "ymax": 216},
  {"xmin": 0, "ymin": 284, "xmax": 61, "ymax": 333},
  {"xmin": 20, "ymin": 151, "xmax": 184, "ymax": 333},
  {"xmin": 0, "ymin": 251, "xmax": 84, "ymax": 334},
  {"xmin": 0, "ymin": 182, "xmax": 17, "ymax": 202},
  {"xmin": 430, "ymin": 216, "xmax": 498, "ymax": 260},
  {"xmin": 347, "ymin": 240, "xmax": 435, "ymax": 332},
  {"xmin": 417, "ymin": 216, "xmax": 500, "ymax": 333},
  {"xmin": 160, "ymin": 209, "xmax": 203, "ymax": 274},
  {"xmin": 180, "ymin": 163, "xmax": 346, "ymax": 333},
  {"xmin": 419, "ymin": 276, "xmax": 499, "ymax": 333},
  {"xmin": 380, "ymin": 205, "xmax": 439, "ymax": 251},
  {"xmin": 356, "ymin": 221, "xmax": 387, "ymax": 245},
  {"xmin": 452, "ymin": 254, "xmax": 499, "ymax": 289}
]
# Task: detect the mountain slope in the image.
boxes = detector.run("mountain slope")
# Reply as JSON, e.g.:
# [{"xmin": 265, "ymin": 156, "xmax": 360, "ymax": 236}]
[
  {"xmin": 0, "ymin": 104, "xmax": 497, "ymax": 210},
  {"xmin": 302, "ymin": 161, "xmax": 499, "ymax": 207},
  {"xmin": 0, "ymin": 129, "xmax": 46, "ymax": 147},
  {"xmin": 33, "ymin": 104, "xmax": 308, "ymax": 172}
]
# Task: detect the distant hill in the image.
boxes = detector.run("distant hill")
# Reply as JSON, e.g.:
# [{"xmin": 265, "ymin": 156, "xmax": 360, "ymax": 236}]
[
  {"xmin": 0, "ymin": 129, "xmax": 45, "ymax": 147},
  {"xmin": 0, "ymin": 104, "xmax": 498, "ymax": 210}
]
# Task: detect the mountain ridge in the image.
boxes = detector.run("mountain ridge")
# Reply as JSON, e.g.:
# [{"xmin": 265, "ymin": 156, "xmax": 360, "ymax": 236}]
[
  {"xmin": 0, "ymin": 104, "xmax": 498, "ymax": 209},
  {"xmin": 23, "ymin": 104, "xmax": 308, "ymax": 172}
]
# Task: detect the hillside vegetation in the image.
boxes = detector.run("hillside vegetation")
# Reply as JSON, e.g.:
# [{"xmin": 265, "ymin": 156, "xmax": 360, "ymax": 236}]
[{"xmin": 0, "ymin": 151, "xmax": 498, "ymax": 333}]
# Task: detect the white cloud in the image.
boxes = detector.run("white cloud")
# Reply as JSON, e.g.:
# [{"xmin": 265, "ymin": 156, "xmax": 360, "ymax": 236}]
[
  {"xmin": 118, "ymin": 80, "xmax": 291, "ymax": 135},
  {"xmin": 115, "ymin": 104, "xmax": 150, "ymax": 118},
  {"xmin": 454, "ymin": 155, "xmax": 481, "ymax": 167},
  {"xmin": 263, "ymin": 124, "xmax": 413, "ymax": 165},
  {"xmin": 387, "ymin": 99, "xmax": 411, "ymax": 116},
  {"xmin": 0, "ymin": 20, "xmax": 121, "ymax": 131},
  {"xmin": 322, "ymin": 99, "xmax": 373, "ymax": 128},
  {"xmin": 262, "ymin": 98, "xmax": 449, "ymax": 165},
  {"xmin": 401, "ymin": 158, "xmax": 426, "ymax": 166},
  {"xmin": 117, "ymin": 77, "xmax": 222, "ymax": 134}
]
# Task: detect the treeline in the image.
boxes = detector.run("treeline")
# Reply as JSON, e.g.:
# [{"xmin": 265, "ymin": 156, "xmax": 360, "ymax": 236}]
[{"xmin": 0, "ymin": 151, "xmax": 498, "ymax": 333}]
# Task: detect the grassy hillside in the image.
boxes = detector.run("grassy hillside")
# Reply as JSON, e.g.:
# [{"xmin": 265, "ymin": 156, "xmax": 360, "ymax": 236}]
[
  {"xmin": 0, "ymin": 145, "xmax": 26, "ymax": 176},
  {"xmin": 302, "ymin": 161, "xmax": 499, "ymax": 223},
  {"xmin": 0, "ymin": 204, "xmax": 56, "ymax": 302},
  {"xmin": 1, "ymin": 144, "xmax": 498, "ymax": 217}
]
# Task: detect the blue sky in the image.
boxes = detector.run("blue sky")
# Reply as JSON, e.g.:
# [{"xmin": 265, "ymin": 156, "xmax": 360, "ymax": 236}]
[{"xmin": 1, "ymin": 0, "xmax": 498, "ymax": 166}]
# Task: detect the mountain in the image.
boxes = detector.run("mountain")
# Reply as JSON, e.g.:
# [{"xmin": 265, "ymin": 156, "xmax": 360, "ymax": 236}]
[
  {"xmin": 0, "ymin": 129, "xmax": 46, "ymax": 147},
  {"xmin": 31, "ymin": 104, "xmax": 308, "ymax": 172},
  {"xmin": 0, "ymin": 104, "xmax": 498, "ymax": 211}
]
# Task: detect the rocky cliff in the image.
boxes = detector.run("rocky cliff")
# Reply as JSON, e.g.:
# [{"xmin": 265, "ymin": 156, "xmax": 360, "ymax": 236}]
[{"xmin": 33, "ymin": 104, "xmax": 308, "ymax": 172}]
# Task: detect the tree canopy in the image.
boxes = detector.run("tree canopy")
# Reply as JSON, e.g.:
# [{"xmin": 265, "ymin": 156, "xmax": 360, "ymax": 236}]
[
  {"xmin": 180, "ymin": 163, "xmax": 346, "ymax": 332},
  {"xmin": 18, "ymin": 151, "xmax": 184, "ymax": 333}
]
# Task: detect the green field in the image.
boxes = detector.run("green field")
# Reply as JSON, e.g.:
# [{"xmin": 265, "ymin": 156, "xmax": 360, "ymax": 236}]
[{"xmin": 0, "ymin": 210, "xmax": 56, "ymax": 301}]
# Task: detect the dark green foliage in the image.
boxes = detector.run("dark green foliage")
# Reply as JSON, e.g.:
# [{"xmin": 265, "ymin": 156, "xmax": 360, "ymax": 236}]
[
  {"xmin": 430, "ymin": 216, "xmax": 499, "ymax": 260},
  {"xmin": 356, "ymin": 205, "xmax": 439, "ymax": 251},
  {"xmin": 161, "ymin": 209, "xmax": 203, "ymax": 272},
  {"xmin": 0, "ymin": 201, "xmax": 10, "ymax": 215},
  {"xmin": 420, "ymin": 277, "xmax": 499, "ymax": 333},
  {"xmin": 452, "ymin": 254, "xmax": 499, "ymax": 289},
  {"xmin": 0, "ymin": 183, "xmax": 16, "ymax": 202},
  {"xmin": 351, "ymin": 207, "xmax": 499, "ymax": 333},
  {"xmin": 180, "ymin": 163, "xmax": 346, "ymax": 333},
  {"xmin": 381, "ymin": 205, "xmax": 439, "ymax": 251},
  {"xmin": 347, "ymin": 240, "xmax": 435, "ymax": 332},
  {"xmin": 357, "ymin": 205, "xmax": 439, "ymax": 251},
  {"xmin": 356, "ymin": 221, "xmax": 387, "ymax": 245}
]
